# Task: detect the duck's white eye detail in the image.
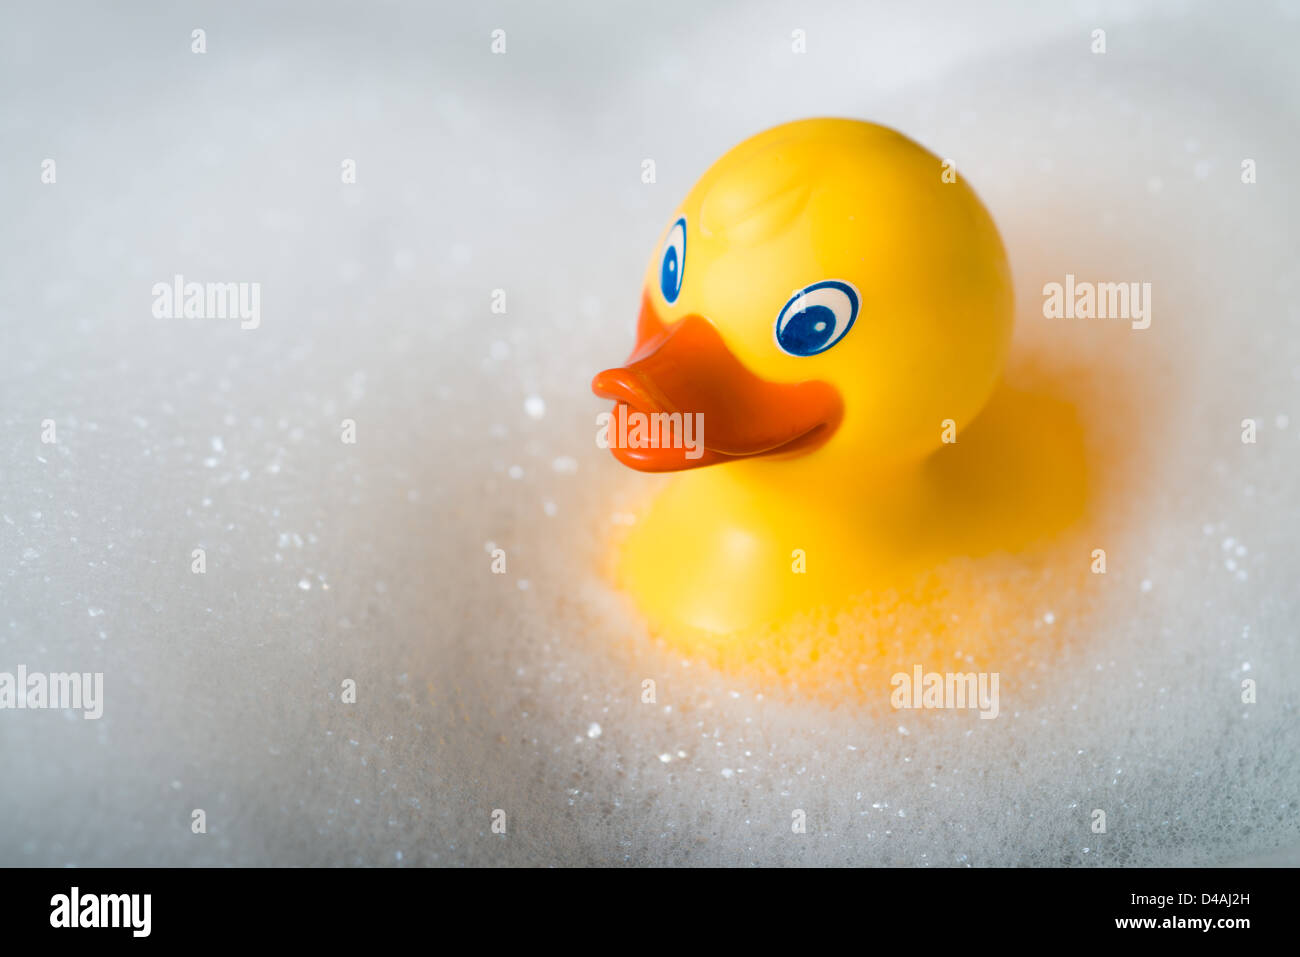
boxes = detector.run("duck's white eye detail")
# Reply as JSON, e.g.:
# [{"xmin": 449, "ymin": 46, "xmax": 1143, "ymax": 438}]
[
  {"xmin": 774, "ymin": 280, "xmax": 860, "ymax": 356},
  {"xmin": 659, "ymin": 217, "xmax": 686, "ymax": 304}
]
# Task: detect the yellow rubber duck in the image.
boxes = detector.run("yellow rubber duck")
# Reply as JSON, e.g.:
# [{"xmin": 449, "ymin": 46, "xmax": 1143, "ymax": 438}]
[{"xmin": 593, "ymin": 118, "xmax": 1085, "ymax": 645}]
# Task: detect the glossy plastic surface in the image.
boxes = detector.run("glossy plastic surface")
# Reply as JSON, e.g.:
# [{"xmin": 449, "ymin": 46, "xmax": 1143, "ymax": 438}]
[{"xmin": 593, "ymin": 118, "xmax": 1035, "ymax": 637}]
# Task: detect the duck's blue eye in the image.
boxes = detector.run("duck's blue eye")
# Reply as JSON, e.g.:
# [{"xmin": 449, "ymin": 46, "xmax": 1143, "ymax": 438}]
[
  {"xmin": 659, "ymin": 217, "xmax": 686, "ymax": 304},
  {"xmin": 774, "ymin": 280, "xmax": 860, "ymax": 356}
]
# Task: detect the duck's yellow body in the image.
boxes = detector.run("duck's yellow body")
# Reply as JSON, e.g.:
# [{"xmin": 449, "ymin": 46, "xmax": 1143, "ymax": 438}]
[{"xmin": 595, "ymin": 118, "xmax": 1030, "ymax": 639}]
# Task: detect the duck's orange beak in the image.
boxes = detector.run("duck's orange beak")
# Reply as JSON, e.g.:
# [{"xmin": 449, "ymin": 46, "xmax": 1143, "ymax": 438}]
[{"xmin": 591, "ymin": 294, "xmax": 842, "ymax": 472}]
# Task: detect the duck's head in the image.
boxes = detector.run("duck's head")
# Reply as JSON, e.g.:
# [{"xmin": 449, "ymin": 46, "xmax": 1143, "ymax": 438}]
[{"xmin": 593, "ymin": 118, "xmax": 1014, "ymax": 478}]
